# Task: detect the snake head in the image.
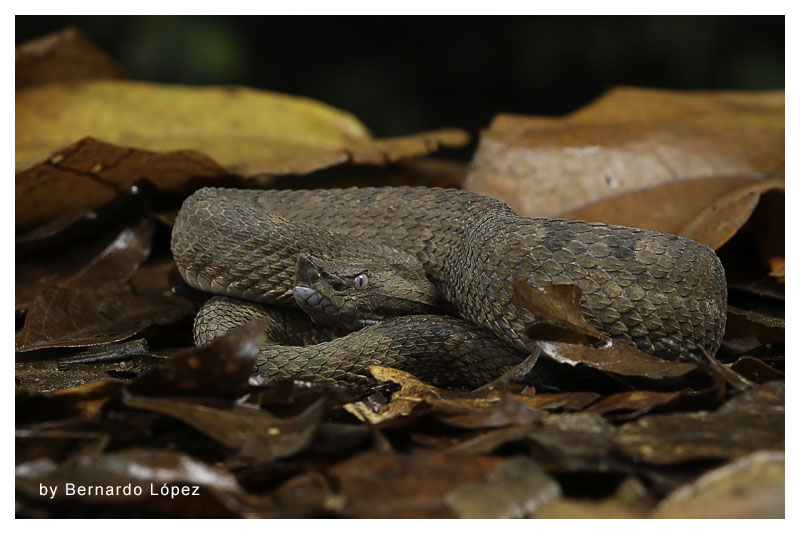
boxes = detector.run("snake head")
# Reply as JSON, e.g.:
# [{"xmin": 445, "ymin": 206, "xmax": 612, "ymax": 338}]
[{"xmin": 293, "ymin": 253, "xmax": 442, "ymax": 330}]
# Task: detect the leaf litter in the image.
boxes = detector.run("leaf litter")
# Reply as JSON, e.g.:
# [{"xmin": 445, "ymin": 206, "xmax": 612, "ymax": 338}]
[{"xmin": 15, "ymin": 30, "xmax": 784, "ymax": 518}]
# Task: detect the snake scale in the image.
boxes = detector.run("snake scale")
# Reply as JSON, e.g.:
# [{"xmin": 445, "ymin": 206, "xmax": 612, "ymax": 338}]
[{"xmin": 171, "ymin": 186, "xmax": 727, "ymax": 387}]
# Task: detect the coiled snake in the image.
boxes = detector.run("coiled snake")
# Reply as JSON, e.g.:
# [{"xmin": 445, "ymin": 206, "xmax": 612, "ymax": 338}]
[{"xmin": 171, "ymin": 187, "xmax": 727, "ymax": 387}]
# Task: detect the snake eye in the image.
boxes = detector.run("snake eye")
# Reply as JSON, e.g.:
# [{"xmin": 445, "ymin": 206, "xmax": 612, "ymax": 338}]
[{"xmin": 353, "ymin": 273, "xmax": 368, "ymax": 290}]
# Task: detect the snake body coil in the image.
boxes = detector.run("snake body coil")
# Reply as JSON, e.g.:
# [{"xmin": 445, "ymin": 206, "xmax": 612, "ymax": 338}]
[{"xmin": 172, "ymin": 186, "xmax": 727, "ymax": 384}]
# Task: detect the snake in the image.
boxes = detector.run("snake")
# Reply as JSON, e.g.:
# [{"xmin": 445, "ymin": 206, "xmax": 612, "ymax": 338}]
[{"xmin": 171, "ymin": 186, "xmax": 727, "ymax": 388}]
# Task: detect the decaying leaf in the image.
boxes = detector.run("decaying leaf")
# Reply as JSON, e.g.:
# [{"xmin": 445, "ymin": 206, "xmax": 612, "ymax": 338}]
[
  {"xmin": 564, "ymin": 177, "xmax": 784, "ymax": 252},
  {"xmin": 652, "ymin": 451, "xmax": 784, "ymax": 518},
  {"xmin": 535, "ymin": 477, "xmax": 653, "ymax": 518},
  {"xmin": 679, "ymin": 178, "xmax": 784, "ymax": 250},
  {"xmin": 16, "ymin": 216, "xmax": 156, "ymax": 310},
  {"xmin": 275, "ymin": 449, "xmax": 506, "ymax": 518},
  {"xmin": 768, "ymin": 257, "xmax": 785, "ymax": 283},
  {"xmin": 444, "ymin": 457, "xmax": 560, "ymax": 518},
  {"xmin": 512, "ymin": 281, "xmax": 607, "ymax": 343},
  {"xmin": 583, "ymin": 390, "xmax": 681, "ymax": 420},
  {"xmin": 727, "ymin": 357, "xmax": 784, "ymax": 384},
  {"xmin": 519, "ymin": 391, "xmax": 601, "ymax": 411},
  {"xmin": 122, "ymin": 396, "xmax": 326, "ymax": 461},
  {"xmin": 447, "ymin": 412, "xmax": 621, "ymax": 474},
  {"xmin": 16, "ymin": 27, "xmax": 126, "ymax": 90},
  {"xmin": 466, "ymin": 87, "xmax": 784, "ymax": 218},
  {"xmin": 537, "ymin": 340, "xmax": 699, "ymax": 379},
  {"xmin": 16, "ymin": 380, "xmax": 124, "ymax": 424},
  {"xmin": 16, "ymin": 341, "xmax": 151, "ymax": 394},
  {"xmin": 15, "ymin": 138, "xmax": 230, "ymax": 228},
  {"xmin": 724, "ymin": 306, "xmax": 785, "ymax": 342},
  {"xmin": 616, "ymin": 406, "xmax": 784, "ymax": 464},
  {"xmin": 16, "ymin": 286, "xmax": 193, "ymax": 352},
  {"xmin": 344, "ymin": 366, "xmax": 508, "ymax": 424},
  {"xmin": 127, "ymin": 319, "xmax": 266, "ymax": 398}
]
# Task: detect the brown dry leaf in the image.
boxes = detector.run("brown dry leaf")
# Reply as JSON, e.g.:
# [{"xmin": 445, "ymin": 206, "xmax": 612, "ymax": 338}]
[
  {"xmin": 565, "ymin": 176, "xmax": 761, "ymax": 236},
  {"xmin": 448, "ymin": 412, "xmax": 621, "ymax": 474},
  {"xmin": 122, "ymin": 396, "xmax": 325, "ymax": 461},
  {"xmin": 436, "ymin": 392, "xmax": 541, "ymax": 429},
  {"xmin": 443, "ymin": 457, "xmax": 560, "ymax": 518},
  {"xmin": 565, "ymin": 177, "xmax": 784, "ymax": 251},
  {"xmin": 16, "ymin": 380, "xmax": 124, "ymax": 424},
  {"xmin": 716, "ymin": 380, "xmax": 784, "ymax": 414},
  {"xmin": 512, "ymin": 281, "xmax": 607, "ymax": 343},
  {"xmin": 538, "ymin": 340, "xmax": 699, "ymax": 379},
  {"xmin": 724, "ymin": 306, "xmax": 784, "ymax": 342},
  {"xmin": 583, "ymin": 390, "xmax": 681, "ymax": 420},
  {"xmin": 16, "ymin": 286, "xmax": 193, "ymax": 352},
  {"xmin": 616, "ymin": 407, "xmax": 784, "ymax": 464},
  {"xmin": 466, "ymin": 87, "xmax": 784, "ymax": 218},
  {"xmin": 679, "ymin": 178, "xmax": 784, "ymax": 250},
  {"xmin": 16, "ymin": 341, "xmax": 150, "ymax": 394},
  {"xmin": 16, "ymin": 138, "xmax": 229, "ymax": 228},
  {"xmin": 652, "ymin": 451, "xmax": 784, "ymax": 518},
  {"xmin": 16, "ymin": 216, "xmax": 155, "ymax": 311},
  {"xmin": 768, "ymin": 256, "xmax": 785, "ymax": 283},
  {"xmin": 127, "ymin": 319, "xmax": 266, "ymax": 398},
  {"xmin": 520, "ymin": 391, "xmax": 601, "ymax": 411},
  {"xmin": 16, "ymin": 27, "xmax": 126, "ymax": 90},
  {"xmin": 276, "ymin": 449, "xmax": 505, "ymax": 518},
  {"xmin": 727, "ymin": 357, "xmax": 784, "ymax": 384},
  {"xmin": 535, "ymin": 477, "xmax": 652, "ymax": 518}
]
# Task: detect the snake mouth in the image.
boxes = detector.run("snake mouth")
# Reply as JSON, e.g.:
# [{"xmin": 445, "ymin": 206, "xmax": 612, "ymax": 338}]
[
  {"xmin": 294, "ymin": 284, "xmax": 384, "ymax": 329},
  {"xmin": 293, "ymin": 285, "xmax": 339, "ymax": 315}
]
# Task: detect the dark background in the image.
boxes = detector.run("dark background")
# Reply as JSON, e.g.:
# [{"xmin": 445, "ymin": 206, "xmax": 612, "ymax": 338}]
[{"xmin": 16, "ymin": 16, "xmax": 785, "ymax": 139}]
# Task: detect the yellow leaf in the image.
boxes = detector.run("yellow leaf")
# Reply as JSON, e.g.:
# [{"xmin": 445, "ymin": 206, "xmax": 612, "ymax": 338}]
[{"xmin": 16, "ymin": 79, "xmax": 372, "ymax": 175}]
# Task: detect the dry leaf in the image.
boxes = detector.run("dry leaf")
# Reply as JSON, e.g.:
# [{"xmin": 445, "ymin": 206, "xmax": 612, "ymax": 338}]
[
  {"xmin": 15, "ymin": 138, "xmax": 229, "ymax": 228},
  {"xmin": 16, "ymin": 79, "xmax": 370, "ymax": 170},
  {"xmin": 616, "ymin": 407, "xmax": 784, "ymax": 464},
  {"xmin": 535, "ymin": 477, "xmax": 652, "ymax": 518},
  {"xmin": 127, "ymin": 319, "xmax": 266, "ymax": 398},
  {"xmin": 538, "ymin": 340, "xmax": 699, "ymax": 379},
  {"xmin": 512, "ymin": 281, "xmax": 607, "ymax": 343},
  {"xmin": 344, "ymin": 366, "xmax": 507, "ymax": 424},
  {"xmin": 466, "ymin": 87, "xmax": 784, "ymax": 218},
  {"xmin": 16, "ymin": 79, "xmax": 468, "ymax": 181},
  {"xmin": 583, "ymin": 390, "xmax": 681, "ymax": 420},
  {"xmin": 16, "ymin": 27, "xmax": 126, "ymax": 90},
  {"xmin": 277, "ymin": 449, "xmax": 504, "ymax": 518},
  {"xmin": 768, "ymin": 256, "xmax": 785, "ymax": 283},
  {"xmin": 16, "ymin": 380, "xmax": 124, "ymax": 423},
  {"xmin": 652, "ymin": 451, "xmax": 784, "ymax": 518},
  {"xmin": 444, "ymin": 457, "xmax": 560, "ymax": 518},
  {"xmin": 679, "ymin": 178, "xmax": 784, "ymax": 249},
  {"xmin": 122, "ymin": 396, "xmax": 325, "ymax": 461},
  {"xmin": 724, "ymin": 306, "xmax": 784, "ymax": 342},
  {"xmin": 16, "ymin": 216, "xmax": 155, "ymax": 310},
  {"xmin": 16, "ymin": 286, "xmax": 193, "ymax": 352}
]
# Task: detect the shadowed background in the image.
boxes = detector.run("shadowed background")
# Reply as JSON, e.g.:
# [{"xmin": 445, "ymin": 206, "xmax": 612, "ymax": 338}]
[{"xmin": 16, "ymin": 15, "xmax": 784, "ymax": 147}]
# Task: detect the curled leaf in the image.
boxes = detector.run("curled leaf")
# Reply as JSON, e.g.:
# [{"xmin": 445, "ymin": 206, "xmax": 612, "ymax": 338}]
[
  {"xmin": 127, "ymin": 319, "xmax": 266, "ymax": 398},
  {"xmin": 466, "ymin": 87, "xmax": 784, "ymax": 218},
  {"xmin": 122, "ymin": 395, "xmax": 325, "ymax": 461}
]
